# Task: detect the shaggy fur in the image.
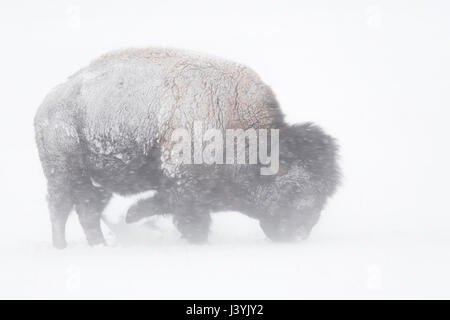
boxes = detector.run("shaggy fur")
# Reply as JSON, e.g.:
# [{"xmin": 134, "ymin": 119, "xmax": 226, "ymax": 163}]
[{"xmin": 34, "ymin": 47, "xmax": 340, "ymax": 248}]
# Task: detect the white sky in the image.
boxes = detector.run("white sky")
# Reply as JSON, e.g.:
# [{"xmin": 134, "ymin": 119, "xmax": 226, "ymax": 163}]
[{"xmin": 0, "ymin": 0, "xmax": 449, "ymax": 299}]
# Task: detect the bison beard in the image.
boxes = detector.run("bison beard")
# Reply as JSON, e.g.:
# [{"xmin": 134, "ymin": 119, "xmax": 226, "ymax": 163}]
[{"xmin": 34, "ymin": 47, "xmax": 340, "ymax": 248}]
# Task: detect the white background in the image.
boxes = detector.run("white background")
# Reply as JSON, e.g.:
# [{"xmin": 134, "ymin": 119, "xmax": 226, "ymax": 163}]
[{"xmin": 0, "ymin": 0, "xmax": 449, "ymax": 299}]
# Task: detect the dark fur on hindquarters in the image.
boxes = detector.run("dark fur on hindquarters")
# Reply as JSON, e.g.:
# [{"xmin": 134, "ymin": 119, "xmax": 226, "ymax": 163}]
[{"xmin": 35, "ymin": 48, "xmax": 340, "ymax": 247}]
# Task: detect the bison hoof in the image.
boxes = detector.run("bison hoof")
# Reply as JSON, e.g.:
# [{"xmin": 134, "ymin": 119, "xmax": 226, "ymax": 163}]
[
  {"xmin": 182, "ymin": 233, "xmax": 208, "ymax": 244},
  {"xmin": 85, "ymin": 231, "xmax": 106, "ymax": 246},
  {"xmin": 53, "ymin": 240, "xmax": 67, "ymax": 250},
  {"xmin": 87, "ymin": 237, "xmax": 106, "ymax": 247}
]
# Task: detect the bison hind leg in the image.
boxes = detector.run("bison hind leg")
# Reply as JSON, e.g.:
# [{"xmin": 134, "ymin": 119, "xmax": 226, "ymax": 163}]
[
  {"xmin": 125, "ymin": 196, "xmax": 166, "ymax": 224},
  {"xmin": 47, "ymin": 183, "xmax": 73, "ymax": 249}
]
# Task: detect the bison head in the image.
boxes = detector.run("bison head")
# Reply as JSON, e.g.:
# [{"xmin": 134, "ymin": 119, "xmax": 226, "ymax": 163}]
[{"xmin": 251, "ymin": 123, "xmax": 340, "ymax": 241}]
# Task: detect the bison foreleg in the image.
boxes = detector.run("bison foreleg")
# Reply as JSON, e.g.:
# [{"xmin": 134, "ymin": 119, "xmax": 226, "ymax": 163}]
[{"xmin": 173, "ymin": 206, "xmax": 211, "ymax": 244}]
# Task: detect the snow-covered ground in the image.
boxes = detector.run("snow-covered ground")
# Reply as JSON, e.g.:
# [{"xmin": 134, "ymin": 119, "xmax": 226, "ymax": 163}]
[
  {"xmin": 1, "ymin": 0, "xmax": 450, "ymax": 299},
  {"xmin": 2, "ymin": 211, "xmax": 450, "ymax": 299}
]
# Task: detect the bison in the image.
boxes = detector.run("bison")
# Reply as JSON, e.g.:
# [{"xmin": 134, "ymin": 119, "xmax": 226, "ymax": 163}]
[{"xmin": 34, "ymin": 48, "xmax": 340, "ymax": 248}]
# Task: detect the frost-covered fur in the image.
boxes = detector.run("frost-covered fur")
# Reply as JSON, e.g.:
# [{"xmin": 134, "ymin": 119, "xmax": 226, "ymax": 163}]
[{"xmin": 34, "ymin": 48, "xmax": 340, "ymax": 248}]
